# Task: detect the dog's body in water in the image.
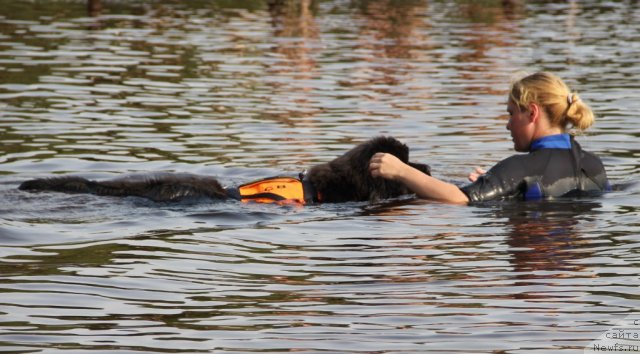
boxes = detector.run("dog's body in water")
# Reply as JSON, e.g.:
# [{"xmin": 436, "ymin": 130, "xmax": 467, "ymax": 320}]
[{"xmin": 19, "ymin": 136, "xmax": 430, "ymax": 204}]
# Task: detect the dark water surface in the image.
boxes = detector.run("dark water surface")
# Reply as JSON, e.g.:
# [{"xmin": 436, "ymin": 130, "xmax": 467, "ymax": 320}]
[{"xmin": 1, "ymin": 1, "xmax": 639, "ymax": 353}]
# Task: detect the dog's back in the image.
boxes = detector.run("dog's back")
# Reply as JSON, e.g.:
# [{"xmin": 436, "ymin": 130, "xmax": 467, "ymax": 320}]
[{"xmin": 19, "ymin": 173, "xmax": 228, "ymax": 202}]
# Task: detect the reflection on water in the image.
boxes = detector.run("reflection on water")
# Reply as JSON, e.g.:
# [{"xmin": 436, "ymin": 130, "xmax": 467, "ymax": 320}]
[
  {"xmin": 483, "ymin": 200, "xmax": 602, "ymax": 273},
  {"xmin": 1, "ymin": 0, "xmax": 639, "ymax": 353}
]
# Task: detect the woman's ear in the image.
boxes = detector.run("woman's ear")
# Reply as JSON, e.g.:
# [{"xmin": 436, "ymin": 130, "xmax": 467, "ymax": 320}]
[{"xmin": 528, "ymin": 103, "xmax": 541, "ymax": 122}]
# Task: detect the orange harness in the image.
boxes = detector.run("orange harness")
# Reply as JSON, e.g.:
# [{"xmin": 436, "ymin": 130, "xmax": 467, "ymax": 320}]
[{"xmin": 231, "ymin": 176, "xmax": 320, "ymax": 205}]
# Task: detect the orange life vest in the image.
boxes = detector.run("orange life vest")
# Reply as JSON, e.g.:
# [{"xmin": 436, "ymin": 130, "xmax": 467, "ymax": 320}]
[{"xmin": 235, "ymin": 176, "xmax": 319, "ymax": 205}]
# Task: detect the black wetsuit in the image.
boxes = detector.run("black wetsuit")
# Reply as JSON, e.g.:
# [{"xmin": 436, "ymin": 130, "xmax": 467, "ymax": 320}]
[{"xmin": 460, "ymin": 134, "xmax": 610, "ymax": 202}]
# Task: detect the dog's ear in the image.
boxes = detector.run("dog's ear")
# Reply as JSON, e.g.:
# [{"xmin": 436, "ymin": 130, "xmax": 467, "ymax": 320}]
[
  {"xmin": 367, "ymin": 136, "xmax": 409, "ymax": 162},
  {"xmin": 409, "ymin": 162, "xmax": 431, "ymax": 176}
]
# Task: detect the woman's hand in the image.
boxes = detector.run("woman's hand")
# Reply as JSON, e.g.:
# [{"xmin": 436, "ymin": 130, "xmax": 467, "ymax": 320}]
[
  {"xmin": 369, "ymin": 153, "xmax": 407, "ymax": 180},
  {"xmin": 468, "ymin": 167, "xmax": 486, "ymax": 182}
]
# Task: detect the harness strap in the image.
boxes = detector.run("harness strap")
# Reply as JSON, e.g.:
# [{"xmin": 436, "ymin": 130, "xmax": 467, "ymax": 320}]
[
  {"xmin": 569, "ymin": 136, "xmax": 585, "ymax": 191},
  {"xmin": 299, "ymin": 180, "xmax": 315, "ymax": 203},
  {"xmin": 570, "ymin": 137, "xmax": 613, "ymax": 192},
  {"xmin": 300, "ymin": 171, "xmax": 322, "ymax": 203}
]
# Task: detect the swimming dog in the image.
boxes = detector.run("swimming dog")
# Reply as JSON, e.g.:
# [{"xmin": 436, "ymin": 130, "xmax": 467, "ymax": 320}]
[{"xmin": 18, "ymin": 136, "xmax": 430, "ymax": 204}]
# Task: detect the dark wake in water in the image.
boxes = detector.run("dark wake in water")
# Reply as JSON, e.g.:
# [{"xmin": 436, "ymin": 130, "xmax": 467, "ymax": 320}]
[{"xmin": 1, "ymin": 178, "xmax": 375, "ymax": 246}]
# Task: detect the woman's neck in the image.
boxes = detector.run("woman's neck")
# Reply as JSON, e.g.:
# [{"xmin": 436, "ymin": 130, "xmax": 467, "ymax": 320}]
[{"xmin": 532, "ymin": 115, "xmax": 564, "ymax": 141}]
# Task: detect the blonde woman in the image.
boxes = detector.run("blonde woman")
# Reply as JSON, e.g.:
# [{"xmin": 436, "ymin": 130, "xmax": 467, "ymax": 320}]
[{"xmin": 369, "ymin": 72, "xmax": 610, "ymax": 203}]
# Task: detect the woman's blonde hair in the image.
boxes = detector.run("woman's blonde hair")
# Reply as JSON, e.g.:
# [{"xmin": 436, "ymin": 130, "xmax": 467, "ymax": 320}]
[{"xmin": 509, "ymin": 72, "xmax": 594, "ymax": 131}]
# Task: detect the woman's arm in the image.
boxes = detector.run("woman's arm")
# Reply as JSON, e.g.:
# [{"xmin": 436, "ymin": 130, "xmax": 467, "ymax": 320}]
[{"xmin": 369, "ymin": 153, "xmax": 469, "ymax": 204}]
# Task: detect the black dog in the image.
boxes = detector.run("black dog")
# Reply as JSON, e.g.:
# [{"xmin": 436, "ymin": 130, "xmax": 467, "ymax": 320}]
[{"xmin": 19, "ymin": 136, "xmax": 430, "ymax": 204}]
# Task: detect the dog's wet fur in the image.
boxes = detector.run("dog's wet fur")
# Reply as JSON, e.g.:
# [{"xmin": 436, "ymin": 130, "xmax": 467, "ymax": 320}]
[{"xmin": 19, "ymin": 136, "xmax": 430, "ymax": 203}]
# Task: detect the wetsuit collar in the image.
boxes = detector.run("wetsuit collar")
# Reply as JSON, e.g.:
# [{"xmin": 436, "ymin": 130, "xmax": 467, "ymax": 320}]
[{"xmin": 530, "ymin": 133, "xmax": 571, "ymax": 152}]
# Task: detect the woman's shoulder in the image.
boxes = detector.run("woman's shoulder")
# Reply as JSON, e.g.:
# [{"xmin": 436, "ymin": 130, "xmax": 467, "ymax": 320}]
[
  {"xmin": 572, "ymin": 139, "xmax": 608, "ymax": 176},
  {"xmin": 573, "ymin": 140, "xmax": 603, "ymax": 159},
  {"xmin": 489, "ymin": 152, "xmax": 536, "ymax": 172}
]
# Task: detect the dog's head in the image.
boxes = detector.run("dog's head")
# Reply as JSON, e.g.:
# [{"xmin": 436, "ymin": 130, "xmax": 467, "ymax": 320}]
[{"xmin": 306, "ymin": 136, "xmax": 431, "ymax": 203}]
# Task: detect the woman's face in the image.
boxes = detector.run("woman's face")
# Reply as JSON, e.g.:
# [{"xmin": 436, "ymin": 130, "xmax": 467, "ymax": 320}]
[{"xmin": 506, "ymin": 100, "xmax": 534, "ymax": 152}]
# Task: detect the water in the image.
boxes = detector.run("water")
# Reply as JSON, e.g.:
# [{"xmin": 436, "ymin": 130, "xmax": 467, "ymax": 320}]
[{"xmin": 1, "ymin": 0, "xmax": 639, "ymax": 353}]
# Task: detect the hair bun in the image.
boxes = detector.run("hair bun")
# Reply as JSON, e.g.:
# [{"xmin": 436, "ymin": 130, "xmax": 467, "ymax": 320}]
[{"xmin": 567, "ymin": 93, "xmax": 580, "ymax": 106}]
